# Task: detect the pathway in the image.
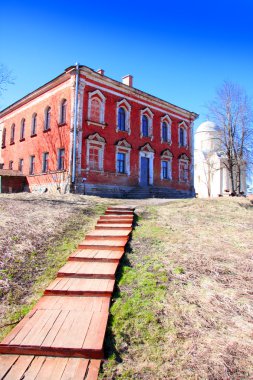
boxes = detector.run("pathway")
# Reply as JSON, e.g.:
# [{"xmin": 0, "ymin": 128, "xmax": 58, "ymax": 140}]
[{"xmin": 0, "ymin": 206, "xmax": 135, "ymax": 379}]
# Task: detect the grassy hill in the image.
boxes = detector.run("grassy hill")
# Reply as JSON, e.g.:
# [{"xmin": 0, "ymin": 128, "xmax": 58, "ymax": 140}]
[{"xmin": 0, "ymin": 194, "xmax": 252, "ymax": 379}]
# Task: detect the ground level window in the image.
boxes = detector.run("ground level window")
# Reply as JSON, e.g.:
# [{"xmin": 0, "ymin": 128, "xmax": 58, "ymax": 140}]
[
  {"xmin": 42, "ymin": 152, "xmax": 49, "ymax": 173},
  {"xmin": 161, "ymin": 160, "xmax": 171, "ymax": 179},
  {"xmin": 57, "ymin": 148, "xmax": 65, "ymax": 170},
  {"xmin": 89, "ymin": 147, "xmax": 100, "ymax": 170},
  {"xmin": 30, "ymin": 156, "xmax": 35, "ymax": 175},
  {"xmin": 117, "ymin": 152, "xmax": 126, "ymax": 173},
  {"xmin": 19, "ymin": 159, "xmax": 24, "ymax": 173}
]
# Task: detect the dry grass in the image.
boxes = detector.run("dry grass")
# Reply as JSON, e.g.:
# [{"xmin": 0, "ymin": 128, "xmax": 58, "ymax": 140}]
[
  {"xmin": 101, "ymin": 197, "xmax": 253, "ymax": 379},
  {"xmin": 0, "ymin": 192, "xmax": 108, "ymax": 339}
]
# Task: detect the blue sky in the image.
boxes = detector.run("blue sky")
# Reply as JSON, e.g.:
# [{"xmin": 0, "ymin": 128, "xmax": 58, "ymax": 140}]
[{"xmin": 1, "ymin": 0, "xmax": 253, "ymax": 129}]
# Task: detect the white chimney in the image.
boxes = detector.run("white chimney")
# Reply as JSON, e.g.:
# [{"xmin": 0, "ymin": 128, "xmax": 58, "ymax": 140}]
[
  {"xmin": 122, "ymin": 75, "xmax": 133, "ymax": 87},
  {"xmin": 97, "ymin": 69, "xmax": 104, "ymax": 75}
]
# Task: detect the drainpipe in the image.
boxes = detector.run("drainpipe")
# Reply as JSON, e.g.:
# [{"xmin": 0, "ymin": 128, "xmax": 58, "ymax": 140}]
[{"xmin": 71, "ymin": 63, "xmax": 80, "ymax": 187}]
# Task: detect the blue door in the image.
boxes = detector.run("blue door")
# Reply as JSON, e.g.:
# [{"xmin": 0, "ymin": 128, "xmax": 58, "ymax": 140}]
[{"xmin": 140, "ymin": 157, "xmax": 149, "ymax": 186}]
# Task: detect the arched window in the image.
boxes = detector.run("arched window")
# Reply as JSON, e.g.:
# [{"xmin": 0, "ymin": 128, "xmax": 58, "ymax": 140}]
[
  {"xmin": 179, "ymin": 123, "xmax": 188, "ymax": 147},
  {"xmin": 142, "ymin": 115, "xmax": 149, "ymax": 137},
  {"xmin": 44, "ymin": 107, "xmax": 51, "ymax": 131},
  {"xmin": 20, "ymin": 119, "xmax": 25, "ymax": 140},
  {"xmin": 1, "ymin": 128, "xmax": 6, "ymax": 148},
  {"xmin": 59, "ymin": 99, "xmax": 67, "ymax": 124},
  {"xmin": 162, "ymin": 122, "xmax": 168, "ymax": 142},
  {"xmin": 90, "ymin": 98, "xmax": 101, "ymax": 123},
  {"xmin": 31, "ymin": 113, "xmax": 37, "ymax": 136},
  {"xmin": 178, "ymin": 154, "xmax": 190, "ymax": 182},
  {"xmin": 10, "ymin": 124, "xmax": 15, "ymax": 144},
  {"xmin": 118, "ymin": 107, "xmax": 126, "ymax": 131}
]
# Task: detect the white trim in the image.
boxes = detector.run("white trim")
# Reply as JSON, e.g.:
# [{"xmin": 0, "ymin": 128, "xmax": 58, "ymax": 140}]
[
  {"xmin": 86, "ymin": 133, "xmax": 105, "ymax": 171},
  {"xmin": 116, "ymin": 99, "xmax": 131, "ymax": 135},
  {"xmin": 87, "ymin": 89, "xmax": 106, "ymax": 124},
  {"xmin": 140, "ymin": 108, "xmax": 154, "ymax": 139},
  {"xmin": 161, "ymin": 159, "xmax": 172, "ymax": 180},
  {"xmin": 84, "ymin": 80, "xmax": 191, "ymax": 122},
  {"xmin": 161, "ymin": 115, "xmax": 172, "ymax": 144},
  {"xmin": 139, "ymin": 150, "xmax": 154, "ymax": 185}
]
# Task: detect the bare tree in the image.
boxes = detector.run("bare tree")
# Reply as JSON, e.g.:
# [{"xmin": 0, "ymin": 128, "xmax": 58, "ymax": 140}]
[
  {"xmin": 0, "ymin": 64, "xmax": 14, "ymax": 98},
  {"xmin": 207, "ymin": 81, "xmax": 253, "ymax": 194}
]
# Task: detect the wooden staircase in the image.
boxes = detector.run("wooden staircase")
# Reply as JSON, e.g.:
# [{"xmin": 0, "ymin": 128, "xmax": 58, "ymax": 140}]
[{"xmin": 0, "ymin": 206, "xmax": 135, "ymax": 380}]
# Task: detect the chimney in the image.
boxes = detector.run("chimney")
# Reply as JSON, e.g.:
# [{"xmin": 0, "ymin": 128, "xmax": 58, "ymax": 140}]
[
  {"xmin": 122, "ymin": 74, "xmax": 133, "ymax": 87},
  {"xmin": 97, "ymin": 69, "xmax": 104, "ymax": 75}
]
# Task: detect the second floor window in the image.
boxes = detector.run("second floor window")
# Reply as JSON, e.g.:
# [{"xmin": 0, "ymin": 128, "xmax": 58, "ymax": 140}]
[
  {"xmin": 30, "ymin": 155, "xmax": 35, "ymax": 175},
  {"xmin": 20, "ymin": 119, "xmax": 25, "ymax": 140},
  {"xmin": 2, "ymin": 128, "xmax": 6, "ymax": 148},
  {"xmin": 118, "ymin": 107, "xmax": 126, "ymax": 131},
  {"xmin": 45, "ymin": 107, "xmax": 51, "ymax": 130},
  {"xmin": 19, "ymin": 159, "xmax": 24, "ymax": 173},
  {"xmin": 162, "ymin": 122, "xmax": 168, "ymax": 142},
  {"xmin": 10, "ymin": 124, "xmax": 15, "ymax": 144},
  {"xmin": 42, "ymin": 152, "xmax": 49, "ymax": 173},
  {"xmin": 57, "ymin": 148, "xmax": 65, "ymax": 170},
  {"xmin": 142, "ymin": 115, "xmax": 149, "ymax": 137},
  {"xmin": 31, "ymin": 114, "xmax": 37, "ymax": 135},
  {"xmin": 60, "ymin": 99, "xmax": 67, "ymax": 124},
  {"xmin": 179, "ymin": 127, "xmax": 187, "ymax": 147},
  {"xmin": 117, "ymin": 152, "xmax": 126, "ymax": 173}
]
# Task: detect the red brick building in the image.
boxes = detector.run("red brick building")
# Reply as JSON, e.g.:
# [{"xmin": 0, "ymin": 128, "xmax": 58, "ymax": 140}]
[{"xmin": 0, "ymin": 65, "xmax": 198, "ymax": 196}]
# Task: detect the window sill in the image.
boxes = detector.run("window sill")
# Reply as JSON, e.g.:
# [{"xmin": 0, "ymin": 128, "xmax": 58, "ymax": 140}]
[
  {"xmin": 31, "ymin": 133, "xmax": 37, "ymax": 138},
  {"xmin": 58, "ymin": 122, "xmax": 67, "ymax": 127},
  {"xmin": 86, "ymin": 120, "xmax": 107, "ymax": 128},
  {"xmin": 116, "ymin": 128, "xmax": 129, "ymax": 133},
  {"xmin": 43, "ymin": 128, "xmax": 51, "ymax": 133},
  {"xmin": 19, "ymin": 138, "xmax": 25, "ymax": 142},
  {"xmin": 1, "ymin": 145, "xmax": 6, "ymax": 149},
  {"xmin": 162, "ymin": 178, "xmax": 172, "ymax": 181},
  {"xmin": 10, "ymin": 141, "xmax": 15, "ymax": 145},
  {"xmin": 116, "ymin": 172, "xmax": 128, "ymax": 176}
]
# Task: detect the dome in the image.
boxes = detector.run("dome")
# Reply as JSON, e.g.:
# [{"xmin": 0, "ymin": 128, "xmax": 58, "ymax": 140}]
[{"xmin": 195, "ymin": 121, "xmax": 220, "ymax": 134}]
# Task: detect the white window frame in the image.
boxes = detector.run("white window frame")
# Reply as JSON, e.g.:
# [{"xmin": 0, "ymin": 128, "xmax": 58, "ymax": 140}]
[
  {"xmin": 116, "ymin": 99, "xmax": 131, "ymax": 134},
  {"xmin": 160, "ymin": 149, "xmax": 173, "ymax": 180},
  {"xmin": 115, "ymin": 139, "xmax": 131, "ymax": 175},
  {"xmin": 178, "ymin": 121, "xmax": 188, "ymax": 147},
  {"xmin": 161, "ymin": 115, "xmax": 172, "ymax": 144},
  {"xmin": 87, "ymin": 89, "xmax": 106, "ymax": 126},
  {"xmin": 178, "ymin": 154, "xmax": 190, "ymax": 182},
  {"xmin": 86, "ymin": 133, "xmax": 105, "ymax": 171},
  {"xmin": 140, "ymin": 108, "xmax": 154, "ymax": 139},
  {"xmin": 139, "ymin": 143, "xmax": 155, "ymax": 185}
]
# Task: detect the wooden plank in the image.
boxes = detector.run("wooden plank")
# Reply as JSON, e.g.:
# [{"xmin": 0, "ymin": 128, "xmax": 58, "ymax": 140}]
[
  {"xmin": 61, "ymin": 358, "xmax": 89, "ymax": 380},
  {"xmin": 100, "ymin": 215, "xmax": 133, "ymax": 219},
  {"xmin": 85, "ymin": 360, "xmax": 101, "ymax": 380},
  {"xmin": 57, "ymin": 261, "xmax": 118, "ymax": 279},
  {"xmin": 78, "ymin": 238, "xmax": 128, "ymax": 250},
  {"xmin": 0, "ymin": 355, "xmax": 19, "ymax": 379},
  {"xmin": 45, "ymin": 278, "xmax": 115, "ymax": 297},
  {"xmin": 86, "ymin": 229, "xmax": 131, "ymax": 238},
  {"xmin": 82, "ymin": 311, "xmax": 108, "ymax": 351},
  {"xmin": 3, "ymin": 355, "xmax": 34, "ymax": 380},
  {"xmin": 22, "ymin": 355, "xmax": 46, "ymax": 379}
]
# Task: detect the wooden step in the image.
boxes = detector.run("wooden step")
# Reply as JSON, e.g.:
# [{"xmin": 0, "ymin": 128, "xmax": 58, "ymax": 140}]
[
  {"xmin": 105, "ymin": 210, "xmax": 133, "ymax": 215},
  {"xmin": 97, "ymin": 219, "xmax": 133, "ymax": 225},
  {"xmin": 0, "ymin": 355, "xmax": 101, "ymax": 380},
  {"xmin": 0, "ymin": 296, "xmax": 109, "ymax": 359},
  {"xmin": 78, "ymin": 238, "xmax": 128, "ymax": 250},
  {"xmin": 95, "ymin": 224, "xmax": 132, "ymax": 230},
  {"xmin": 57, "ymin": 261, "xmax": 118, "ymax": 279},
  {"xmin": 69, "ymin": 249, "xmax": 124, "ymax": 262},
  {"xmin": 44, "ymin": 277, "xmax": 115, "ymax": 297},
  {"xmin": 85, "ymin": 229, "xmax": 131, "ymax": 240},
  {"xmin": 107, "ymin": 207, "xmax": 135, "ymax": 211},
  {"xmin": 100, "ymin": 215, "xmax": 133, "ymax": 220}
]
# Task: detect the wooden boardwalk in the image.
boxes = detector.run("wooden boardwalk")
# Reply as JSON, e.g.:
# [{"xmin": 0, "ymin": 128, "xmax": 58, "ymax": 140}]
[{"xmin": 0, "ymin": 206, "xmax": 135, "ymax": 379}]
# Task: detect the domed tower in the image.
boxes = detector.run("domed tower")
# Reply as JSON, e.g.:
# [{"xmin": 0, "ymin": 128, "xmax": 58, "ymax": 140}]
[
  {"xmin": 195, "ymin": 121, "xmax": 221, "ymax": 154},
  {"xmin": 194, "ymin": 121, "xmax": 223, "ymax": 198}
]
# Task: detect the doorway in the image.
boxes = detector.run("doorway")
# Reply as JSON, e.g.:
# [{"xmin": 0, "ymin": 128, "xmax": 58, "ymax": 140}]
[{"xmin": 140, "ymin": 157, "xmax": 150, "ymax": 186}]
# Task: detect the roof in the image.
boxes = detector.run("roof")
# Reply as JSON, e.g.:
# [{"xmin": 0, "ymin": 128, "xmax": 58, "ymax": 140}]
[
  {"xmin": 0, "ymin": 169, "xmax": 25, "ymax": 177},
  {"xmin": 196, "ymin": 121, "xmax": 220, "ymax": 134},
  {"xmin": 0, "ymin": 64, "xmax": 199, "ymax": 121}
]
